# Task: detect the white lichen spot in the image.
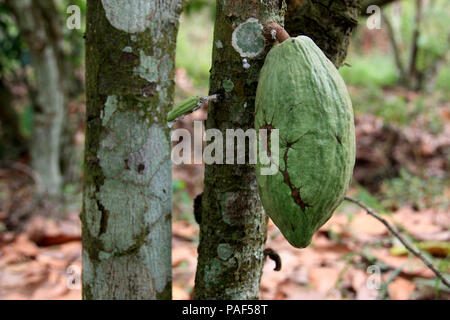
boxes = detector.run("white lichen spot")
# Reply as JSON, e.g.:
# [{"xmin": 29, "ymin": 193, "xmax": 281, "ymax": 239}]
[
  {"xmin": 244, "ymin": 102, "xmax": 248, "ymax": 109},
  {"xmin": 130, "ymin": 35, "xmax": 137, "ymax": 42},
  {"xmin": 217, "ymin": 244, "xmax": 234, "ymax": 261},
  {"xmin": 99, "ymin": 251, "xmax": 112, "ymax": 260},
  {"xmin": 122, "ymin": 46, "xmax": 133, "ymax": 53},
  {"xmin": 134, "ymin": 50, "xmax": 159, "ymax": 83},
  {"xmin": 103, "ymin": 95, "xmax": 118, "ymax": 126},
  {"xmin": 223, "ymin": 79, "xmax": 234, "ymax": 92},
  {"xmin": 242, "ymin": 58, "xmax": 251, "ymax": 69},
  {"xmin": 232, "ymin": 18, "xmax": 265, "ymax": 58},
  {"xmin": 101, "ymin": 0, "xmax": 156, "ymax": 33},
  {"xmin": 159, "ymin": 55, "xmax": 173, "ymax": 84},
  {"xmin": 271, "ymin": 29, "xmax": 277, "ymax": 41},
  {"xmin": 216, "ymin": 40, "xmax": 223, "ymax": 49}
]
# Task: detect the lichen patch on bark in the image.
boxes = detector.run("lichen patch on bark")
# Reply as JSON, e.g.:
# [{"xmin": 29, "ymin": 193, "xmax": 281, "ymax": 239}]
[
  {"xmin": 134, "ymin": 50, "xmax": 160, "ymax": 83},
  {"xmin": 83, "ymin": 105, "xmax": 172, "ymax": 298},
  {"xmin": 232, "ymin": 18, "xmax": 266, "ymax": 58}
]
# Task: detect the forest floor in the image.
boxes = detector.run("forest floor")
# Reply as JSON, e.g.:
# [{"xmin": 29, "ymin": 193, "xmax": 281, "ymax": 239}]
[{"xmin": 0, "ymin": 198, "xmax": 448, "ymax": 300}]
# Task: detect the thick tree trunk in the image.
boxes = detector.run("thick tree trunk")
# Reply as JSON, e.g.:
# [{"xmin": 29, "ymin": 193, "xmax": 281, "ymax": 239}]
[
  {"xmin": 285, "ymin": 0, "xmax": 361, "ymax": 67},
  {"xmin": 82, "ymin": 0, "xmax": 182, "ymax": 300},
  {"xmin": 194, "ymin": 0, "xmax": 284, "ymax": 300},
  {"xmin": 6, "ymin": 0, "xmax": 65, "ymax": 198}
]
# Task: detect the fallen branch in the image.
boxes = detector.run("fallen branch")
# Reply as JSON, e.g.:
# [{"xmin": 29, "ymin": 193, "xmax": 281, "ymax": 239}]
[{"xmin": 344, "ymin": 196, "xmax": 450, "ymax": 288}]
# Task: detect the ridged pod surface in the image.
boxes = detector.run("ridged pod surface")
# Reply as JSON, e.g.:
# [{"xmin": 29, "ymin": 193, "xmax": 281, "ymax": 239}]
[{"xmin": 255, "ymin": 36, "xmax": 356, "ymax": 248}]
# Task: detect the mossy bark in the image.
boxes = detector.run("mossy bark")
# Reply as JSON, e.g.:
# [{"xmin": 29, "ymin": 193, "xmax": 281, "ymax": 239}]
[
  {"xmin": 194, "ymin": 0, "xmax": 285, "ymax": 300},
  {"xmin": 82, "ymin": 0, "xmax": 182, "ymax": 300},
  {"xmin": 285, "ymin": 0, "xmax": 361, "ymax": 67}
]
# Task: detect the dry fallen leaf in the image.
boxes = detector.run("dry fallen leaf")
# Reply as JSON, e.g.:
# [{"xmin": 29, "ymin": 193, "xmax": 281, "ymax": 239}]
[
  {"xmin": 350, "ymin": 212, "xmax": 388, "ymax": 236},
  {"xmin": 25, "ymin": 214, "xmax": 81, "ymax": 246},
  {"xmin": 393, "ymin": 207, "xmax": 443, "ymax": 236},
  {"xmin": 388, "ymin": 277, "xmax": 416, "ymax": 300},
  {"xmin": 371, "ymin": 248, "xmax": 434, "ymax": 278},
  {"xmin": 308, "ymin": 267, "xmax": 340, "ymax": 294}
]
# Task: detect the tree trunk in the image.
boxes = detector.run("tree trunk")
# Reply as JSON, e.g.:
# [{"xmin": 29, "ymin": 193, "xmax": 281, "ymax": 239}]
[
  {"xmin": 408, "ymin": 0, "xmax": 423, "ymax": 91},
  {"xmin": 194, "ymin": 0, "xmax": 284, "ymax": 300},
  {"xmin": 82, "ymin": 0, "xmax": 182, "ymax": 300},
  {"xmin": 6, "ymin": 0, "xmax": 65, "ymax": 199},
  {"xmin": 285, "ymin": 0, "xmax": 361, "ymax": 67}
]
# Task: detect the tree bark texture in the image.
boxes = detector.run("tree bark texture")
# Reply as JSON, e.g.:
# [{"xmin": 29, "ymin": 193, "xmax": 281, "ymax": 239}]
[
  {"xmin": 285, "ymin": 0, "xmax": 361, "ymax": 67},
  {"xmin": 82, "ymin": 0, "xmax": 182, "ymax": 300},
  {"xmin": 194, "ymin": 0, "xmax": 285, "ymax": 300},
  {"xmin": 6, "ymin": 0, "xmax": 65, "ymax": 198}
]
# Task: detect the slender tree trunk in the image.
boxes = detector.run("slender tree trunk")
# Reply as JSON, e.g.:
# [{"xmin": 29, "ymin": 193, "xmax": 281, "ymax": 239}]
[
  {"xmin": 285, "ymin": 0, "xmax": 361, "ymax": 67},
  {"xmin": 82, "ymin": 0, "xmax": 182, "ymax": 300},
  {"xmin": 6, "ymin": 0, "xmax": 65, "ymax": 199},
  {"xmin": 194, "ymin": 0, "xmax": 284, "ymax": 300},
  {"xmin": 408, "ymin": 0, "xmax": 423, "ymax": 91},
  {"xmin": 382, "ymin": 11, "xmax": 407, "ymax": 85}
]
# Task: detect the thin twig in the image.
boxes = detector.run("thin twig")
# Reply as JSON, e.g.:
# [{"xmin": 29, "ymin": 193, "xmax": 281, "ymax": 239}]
[{"xmin": 344, "ymin": 196, "xmax": 450, "ymax": 289}]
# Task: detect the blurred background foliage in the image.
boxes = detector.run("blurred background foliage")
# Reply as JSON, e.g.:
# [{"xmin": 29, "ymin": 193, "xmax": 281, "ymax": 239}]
[{"xmin": 0, "ymin": 3, "xmax": 25, "ymax": 78}]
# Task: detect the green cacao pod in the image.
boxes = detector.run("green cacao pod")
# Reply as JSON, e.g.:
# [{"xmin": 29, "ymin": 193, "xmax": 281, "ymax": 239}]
[{"xmin": 255, "ymin": 36, "xmax": 356, "ymax": 248}]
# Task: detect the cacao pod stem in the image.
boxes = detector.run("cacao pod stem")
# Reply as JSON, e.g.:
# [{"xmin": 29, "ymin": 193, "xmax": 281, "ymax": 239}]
[{"xmin": 263, "ymin": 22, "xmax": 290, "ymax": 44}]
